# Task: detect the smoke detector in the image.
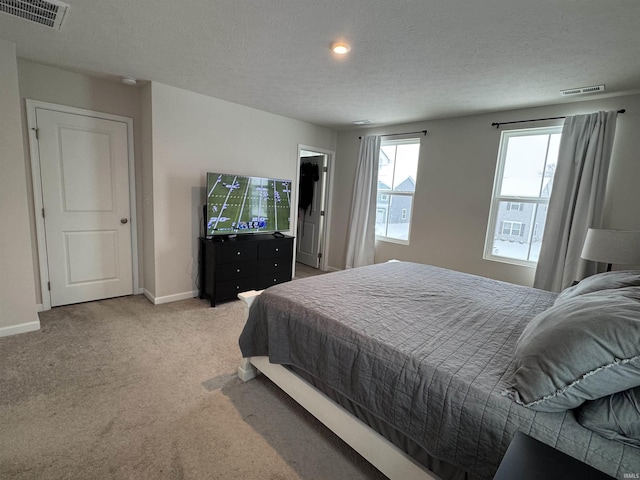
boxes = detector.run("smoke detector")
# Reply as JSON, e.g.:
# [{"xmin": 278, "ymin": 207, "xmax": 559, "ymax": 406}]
[
  {"xmin": 560, "ymin": 85, "xmax": 605, "ymax": 97},
  {"xmin": 122, "ymin": 77, "xmax": 138, "ymax": 86},
  {"xmin": 0, "ymin": 0, "xmax": 69, "ymax": 30},
  {"xmin": 353, "ymin": 119, "xmax": 374, "ymax": 125}
]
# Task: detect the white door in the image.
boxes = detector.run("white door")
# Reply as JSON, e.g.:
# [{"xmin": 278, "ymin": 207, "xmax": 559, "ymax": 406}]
[
  {"xmin": 297, "ymin": 155, "xmax": 326, "ymax": 268},
  {"xmin": 36, "ymin": 108, "xmax": 133, "ymax": 307}
]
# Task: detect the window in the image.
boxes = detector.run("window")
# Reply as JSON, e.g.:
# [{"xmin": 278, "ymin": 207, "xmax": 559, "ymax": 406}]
[
  {"xmin": 375, "ymin": 138, "xmax": 421, "ymax": 243},
  {"xmin": 484, "ymin": 126, "xmax": 562, "ymax": 265}
]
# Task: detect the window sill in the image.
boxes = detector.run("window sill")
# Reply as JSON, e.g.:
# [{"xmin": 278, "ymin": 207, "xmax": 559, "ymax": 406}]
[
  {"xmin": 483, "ymin": 253, "xmax": 537, "ymax": 268},
  {"xmin": 376, "ymin": 236, "xmax": 410, "ymax": 246}
]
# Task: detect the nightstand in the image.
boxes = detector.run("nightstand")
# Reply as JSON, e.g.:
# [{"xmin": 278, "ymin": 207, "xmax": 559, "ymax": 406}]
[{"xmin": 494, "ymin": 432, "xmax": 614, "ymax": 480}]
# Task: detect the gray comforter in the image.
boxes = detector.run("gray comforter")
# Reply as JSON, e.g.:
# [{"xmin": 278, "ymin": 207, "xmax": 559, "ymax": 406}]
[{"xmin": 239, "ymin": 262, "xmax": 640, "ymax": 479}]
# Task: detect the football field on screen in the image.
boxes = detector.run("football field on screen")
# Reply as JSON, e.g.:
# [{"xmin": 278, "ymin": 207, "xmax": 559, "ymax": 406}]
[{"xmin": 207, "ymin": 174, "xmax": 291, "ymax": 234}]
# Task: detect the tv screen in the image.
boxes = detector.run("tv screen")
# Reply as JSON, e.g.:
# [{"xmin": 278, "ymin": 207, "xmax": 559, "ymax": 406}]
[{"xmin": 205, "ymin": 172, "xmax": 292, "ymax": 236}]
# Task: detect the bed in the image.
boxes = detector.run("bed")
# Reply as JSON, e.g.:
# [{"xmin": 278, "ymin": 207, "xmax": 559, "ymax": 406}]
[{"xmin": 238, "ymin": 262, "xmax": 640, "ymax": 479}]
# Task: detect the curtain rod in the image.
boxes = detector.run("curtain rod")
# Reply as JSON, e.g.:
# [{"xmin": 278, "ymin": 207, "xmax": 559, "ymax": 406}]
[
  {"xmin": 491, "ymin": 109, "xmax": 626, "ymax": 129},
  {"xmin": 359, "ymin": 130, "xmax": 427, "ymax": 140}
]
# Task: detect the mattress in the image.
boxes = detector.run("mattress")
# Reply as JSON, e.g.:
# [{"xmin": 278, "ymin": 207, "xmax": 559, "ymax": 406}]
[{"xmin": 239, "ymin": 262, "xmax": 640, "ymax": 479}]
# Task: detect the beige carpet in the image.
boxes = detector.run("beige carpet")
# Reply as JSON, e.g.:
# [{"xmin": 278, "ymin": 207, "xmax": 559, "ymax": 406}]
[
  {"xmin": 293, "ymin": 262, "xmax": 326, "ymax": 279},
  {"xmin": 0, "ymin": 291, "xmax": 385, "ymax": 479}
]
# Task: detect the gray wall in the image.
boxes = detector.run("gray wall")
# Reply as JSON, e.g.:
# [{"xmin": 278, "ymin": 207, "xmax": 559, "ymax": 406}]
[
  {"xmin": 140, "ymin": 83, "xmax": 156, "ymax": 297},
  {"xmin": 0, "ymin": 40, "xmax": 39, "ymax": 334},
  {"xmin": 329, "ymin": 93, "xmax": 640, "ymax": 286},
  {"xmin": 147, "ymin": 82, "xmax": 337, "ymax": 301}
]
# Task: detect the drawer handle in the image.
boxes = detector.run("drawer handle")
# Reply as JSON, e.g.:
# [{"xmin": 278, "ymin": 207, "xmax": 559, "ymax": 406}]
[
  {"xmin": 275, "ymin": 248, "xmax": 279, "ymax": 252},
  {"xmin": 237, "ymin": 251, "xmax": 241, "ymax": 256},
  {"xmin": 273, "ymin": 278, "xmax": 277, "ymax": 282},
  {"xmin": 237, "ymin": 268, "xmax": 241, "ymax": 273},
  {"xmin": 236, "ymin": 285, "xmax": 240, "ymax": 290}
]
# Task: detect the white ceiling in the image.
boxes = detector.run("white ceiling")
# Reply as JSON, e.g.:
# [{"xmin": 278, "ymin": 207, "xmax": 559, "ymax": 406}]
[{"xmin": 1, "ymin": 0, "xmax": 639, "ymax": 130}]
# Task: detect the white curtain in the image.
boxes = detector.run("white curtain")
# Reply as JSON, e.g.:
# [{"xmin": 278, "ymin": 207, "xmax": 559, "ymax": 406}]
[
  {"xmin": 533, "ymin": 111, "xmax": 618, "ymax": 292},
  {"xmin": 345, "ymin": 135, "xmax": 381, "ymax": 269}
]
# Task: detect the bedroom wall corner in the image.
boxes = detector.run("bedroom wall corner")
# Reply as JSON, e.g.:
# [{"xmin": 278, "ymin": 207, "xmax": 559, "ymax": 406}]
[
  {"xmin": 0, "ymin": 39, "xmax": 39, "ymax": 335},
  {"xmin": 602, "ymin": 96, "xmax": 640, "ymax": 230},
  {"xmin": 140, "ymin": 82, "xmax": 156, "ymax": 299}
]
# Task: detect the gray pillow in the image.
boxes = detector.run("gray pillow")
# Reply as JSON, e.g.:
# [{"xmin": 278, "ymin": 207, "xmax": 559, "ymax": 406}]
[
  {"xmin": 576, "ymin": 386, "xmax": 640, "ymax": 448},
  {"xmin": 507, "ymin": 287, "xmax": 640, "ymax": 412},
  {"xmin": 555, "ymin": 270, "xmax": 640, "ymax": 304}
]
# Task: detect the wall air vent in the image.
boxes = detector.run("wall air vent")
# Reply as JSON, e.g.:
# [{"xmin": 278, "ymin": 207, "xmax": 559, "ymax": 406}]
[
  {"xmin": 0, "ymin": 0, "xmax": 69, "ymax": 30},
  {"xmin": 560, "ymin": 85, "xmax": 605, "ymax": 97}
]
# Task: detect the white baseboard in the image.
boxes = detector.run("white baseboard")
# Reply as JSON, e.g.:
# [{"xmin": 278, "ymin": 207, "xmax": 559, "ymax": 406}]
[
  {"xmin": 325, "ymin": 266, "xmax": 342, "ymax": 272},
  {"xmin": 37, "ymin": 289, "xmax": 143, "ymax": 312},
  {"xmin": 143, "ymin": 289, "xmax": 199, "ymax": 305},
  {"xmin": 143, "ymin": 289, "xmax": 155, "ymax": 304},
  {"xmin": 0, "ymin": 320, "xmax": 41, "ymax": 338}
]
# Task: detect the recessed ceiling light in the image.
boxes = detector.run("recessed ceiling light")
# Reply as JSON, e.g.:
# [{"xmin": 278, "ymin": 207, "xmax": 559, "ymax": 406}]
[
  {"xmin": 331, "ymin": 42, "xmax": 350, "ymax": 55},
  {"xmin": 122, "ymin": 77, "xmax": 138, "ymax": 85},
  {"xmin": 353, "ymin": 120, "xmax": 373, "ymax": 125}
]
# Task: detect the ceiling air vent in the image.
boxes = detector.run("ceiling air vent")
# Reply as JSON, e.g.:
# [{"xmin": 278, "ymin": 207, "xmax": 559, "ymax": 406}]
[
  {"xmin": 560, "ymin": 85, "xmax": 605, "ymax": 97},
  {"xmin": 0, "ymin": 0, "xmax": 69, "ymax": 30}
]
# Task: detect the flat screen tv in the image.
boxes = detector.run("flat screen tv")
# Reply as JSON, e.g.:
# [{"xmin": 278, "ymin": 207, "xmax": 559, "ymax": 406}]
[{"xmin": 205, "ymin": 171, "xmax": 292, "ymax": 236}]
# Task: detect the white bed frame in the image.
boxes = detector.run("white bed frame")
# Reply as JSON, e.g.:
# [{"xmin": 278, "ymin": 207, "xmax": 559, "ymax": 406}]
[{"xmin": 237, "ymin": 290, "xmax": 439, "ymax": 480}]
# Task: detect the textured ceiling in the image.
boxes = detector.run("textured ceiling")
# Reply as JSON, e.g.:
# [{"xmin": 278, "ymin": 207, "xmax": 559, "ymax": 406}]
[{"xmin": 1, "ymin": 0, "xmax": 639, "ymax": 130}]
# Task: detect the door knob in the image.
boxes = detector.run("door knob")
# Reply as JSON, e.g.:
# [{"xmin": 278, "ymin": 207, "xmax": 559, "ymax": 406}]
[{"xmin": 121, "ymin": 218, "xmax": 128, "ymax": 224}]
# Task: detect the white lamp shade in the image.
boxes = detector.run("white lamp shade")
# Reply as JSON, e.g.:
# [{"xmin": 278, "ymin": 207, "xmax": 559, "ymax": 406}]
[{"xmin": 581, "ymin": 228, "xmax": 640, "ymax": 265}]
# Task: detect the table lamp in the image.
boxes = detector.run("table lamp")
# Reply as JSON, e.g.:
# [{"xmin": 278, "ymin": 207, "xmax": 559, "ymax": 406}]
[{"xmin": 580, "ymin": 228, "xmax": 640, "ymax": 272}]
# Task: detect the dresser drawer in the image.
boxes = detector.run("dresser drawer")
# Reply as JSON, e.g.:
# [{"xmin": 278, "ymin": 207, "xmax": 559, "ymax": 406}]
[
  {"xmin": 216, "ymin": 278, "xmax": 256, "ymax": 301},
  {"xmin": 215, "ymin": 243, "xmax": 258, "ymax": 264},
  {"xmin": 259, "ymin": 258, "xmax": 292, "ymax": 275},
  {"xmin": 216, "ymin": 261, "xmax": 257, "ymax": 279},
  {"xmin": 258, "ymin": 239, "xmax": 292, "ymax": 259},
  {"xmin": 257, "ymin": 270, "xmax": 292, "ymax": 290}
]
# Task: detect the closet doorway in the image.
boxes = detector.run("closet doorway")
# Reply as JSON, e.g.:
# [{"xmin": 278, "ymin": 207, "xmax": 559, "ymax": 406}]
[{"xmin": 296, "ymin": 146, "xmax": 333, "ymax": 270}]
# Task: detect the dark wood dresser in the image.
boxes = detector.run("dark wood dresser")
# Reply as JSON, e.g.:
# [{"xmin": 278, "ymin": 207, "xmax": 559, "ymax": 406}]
[{"xmin": 198, "ymin": 234, "xmax": 294, "ymax": 306}]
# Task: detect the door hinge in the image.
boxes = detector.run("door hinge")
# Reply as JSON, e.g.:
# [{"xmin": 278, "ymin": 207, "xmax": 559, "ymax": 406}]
[
  {"xmin": 42, "ymin": 208, "xmax": 45, "ymax": 218},
  {"xmin": 320, "ymin": 211, "xmax": 325, "ymax": 216},
  {"xmin": 323, "ymin": 166, "xmax": 328, "ymax": 173},
  {"xmin": 318, "ymin": 252, "xmax": 322, "ymax": 259},
  {"xmin": 32, "ymin": 127, "xmax": 39, "ymax": 140},
  {"xmin": 47, "ymin": 281, "xmax": 51, "ymax": 291}
]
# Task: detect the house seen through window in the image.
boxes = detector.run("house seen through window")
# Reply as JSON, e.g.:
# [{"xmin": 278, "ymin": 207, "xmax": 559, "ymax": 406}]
[
  {"xmin": 501, "ymin": 221, "xmax": 523, "ymax": 236},
  {"xmin": 376, "ymin": 138, "xmax": 420, "ymax": 243},
  {"xmin": 484, "ymin": 126, "xmax": 562, "ymax": 265}
]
